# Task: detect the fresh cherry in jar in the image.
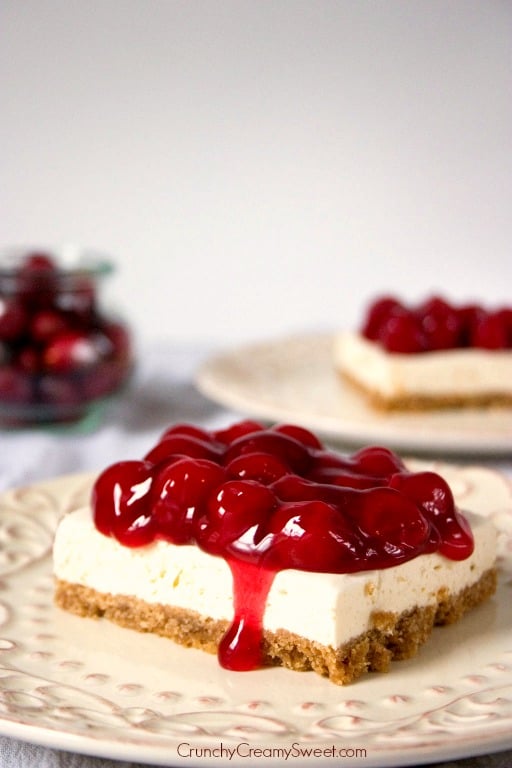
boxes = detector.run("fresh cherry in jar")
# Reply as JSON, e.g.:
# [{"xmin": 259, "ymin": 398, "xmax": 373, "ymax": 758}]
[{"xmin": 0, "ymin": 247, "xmax": 134, "ymax": 427}]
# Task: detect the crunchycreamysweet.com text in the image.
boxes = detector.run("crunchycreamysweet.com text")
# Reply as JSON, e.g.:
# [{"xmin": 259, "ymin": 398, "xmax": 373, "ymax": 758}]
[{"xmin": 176, "ymin": 742, "xmax": 367, "ymax": 760}]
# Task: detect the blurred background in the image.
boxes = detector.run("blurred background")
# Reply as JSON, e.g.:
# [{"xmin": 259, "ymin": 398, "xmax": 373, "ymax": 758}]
[{"xmin": 2, "ymin": 0, "xmax": 511, "ymax": 348}]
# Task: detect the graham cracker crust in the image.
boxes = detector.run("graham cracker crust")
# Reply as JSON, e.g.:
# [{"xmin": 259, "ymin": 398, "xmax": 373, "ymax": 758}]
[
  {"xmin": 54, "ymin": 567, "xmax": 496, "ymax": 685},
  {"xmin": 340, "ymin": 370, "xmax": 512, "ymax": 412}
]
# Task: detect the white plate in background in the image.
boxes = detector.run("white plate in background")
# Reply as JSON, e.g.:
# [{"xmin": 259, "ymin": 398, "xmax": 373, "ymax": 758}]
[{"xmin": 196, "ymin": 334, "xmax": 512, "ymax": 455}]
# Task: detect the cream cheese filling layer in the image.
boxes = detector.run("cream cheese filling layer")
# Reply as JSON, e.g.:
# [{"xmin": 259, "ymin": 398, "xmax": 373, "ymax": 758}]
[
  {"xmin": 333, "ymin": 331, "xmax": 512, "ymax": 399},
  {"xmin": 53, "ymin": 507, "xmax": 496, "ymax": 649}
]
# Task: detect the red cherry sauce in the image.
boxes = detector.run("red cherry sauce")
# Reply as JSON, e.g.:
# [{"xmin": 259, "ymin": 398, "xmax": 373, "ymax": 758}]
[
  {"xmin": 92, "ymin": 420, "xmax": 474, "ymax": 671},
  {"xmin": 362, "ymin": 295, "xmax": 512, "ymax": 353}
]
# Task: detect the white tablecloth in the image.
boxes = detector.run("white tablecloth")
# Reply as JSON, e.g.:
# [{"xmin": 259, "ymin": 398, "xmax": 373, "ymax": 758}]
[{"xmin": 0, "ymin": 343, "xmax": 510, "ymax": 768}]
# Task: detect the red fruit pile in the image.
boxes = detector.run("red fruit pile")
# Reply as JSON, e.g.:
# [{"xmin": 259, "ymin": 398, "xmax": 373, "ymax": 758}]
[
  {"xmin": 362, "ymin": 295, "xmax": 512, "ymax": 354},
  {"xmin": 92, "ymin": 420, "xmax": 474, "ymax": 670},
  {"xmin": 93, "ymin": 420, "xmax": 473, "ymax": 568},
  {"xmin": 0, "ymin": 251, "xmax": 132, "ymax": 422}
]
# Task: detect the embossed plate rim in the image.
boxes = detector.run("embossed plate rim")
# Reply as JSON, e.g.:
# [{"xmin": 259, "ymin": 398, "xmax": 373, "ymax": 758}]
[{"xmin": 0, "ymin": 468, "xmax": 511, "ymax": 767}]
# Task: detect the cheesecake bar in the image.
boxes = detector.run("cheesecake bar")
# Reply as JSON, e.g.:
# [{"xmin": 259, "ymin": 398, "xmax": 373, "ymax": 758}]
[
  {"xmin": 334, "ymin": 296, "xmax": 512, "ymax": 410},
  {"xmin": 53, "ymin": 420, "xmax": 497, "ymax": 684}
]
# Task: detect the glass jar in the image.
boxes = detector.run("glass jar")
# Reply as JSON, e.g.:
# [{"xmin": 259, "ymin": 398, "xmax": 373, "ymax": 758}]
[{"xmin": 0, "ymin": 246, "xmax": 134, "ymax": 428}]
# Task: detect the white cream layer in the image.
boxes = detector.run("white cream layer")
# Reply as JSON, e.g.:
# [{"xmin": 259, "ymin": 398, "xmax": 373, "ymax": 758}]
[
  {"xmin": 334, "ymin": 331, "xmax": 512, "ymax": 399},
  {"xmin": 53, "ymin": 507, "xmax": 496, "ymax": 649}
]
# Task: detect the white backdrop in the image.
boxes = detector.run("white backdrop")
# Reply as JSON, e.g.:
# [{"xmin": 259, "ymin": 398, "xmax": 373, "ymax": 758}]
[{"xmin": 1, "ymin": 0, "xmax": 511, "ymax": 346}]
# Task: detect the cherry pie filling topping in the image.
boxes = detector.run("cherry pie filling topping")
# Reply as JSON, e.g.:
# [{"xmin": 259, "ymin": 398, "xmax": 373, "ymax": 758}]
[
  {"xmin": 362, "ymin": 295, "xmax": 512, "ymax": 353},
  {"xmin": 92, "ymin": 420, "xmax": 473, "ymax": 671}
]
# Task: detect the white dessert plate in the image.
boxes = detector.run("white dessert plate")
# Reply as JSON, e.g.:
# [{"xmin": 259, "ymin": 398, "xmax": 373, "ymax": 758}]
[
  {"xmin": 1, "ymin": 466, "xmax": 512, "ymax": 767},
  {"xmin": 195, "ymin": 333, "xmax": 512, "ymax": 456}
]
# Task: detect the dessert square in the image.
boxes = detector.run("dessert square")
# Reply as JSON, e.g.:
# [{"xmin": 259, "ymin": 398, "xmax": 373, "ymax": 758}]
[
  {"xmin": 334, "ymin": 296, "xmax": 512, "ymax": 410},
  {"xmin": 53, "ymin": 420, "xmax": 497, "ymax": 684}
]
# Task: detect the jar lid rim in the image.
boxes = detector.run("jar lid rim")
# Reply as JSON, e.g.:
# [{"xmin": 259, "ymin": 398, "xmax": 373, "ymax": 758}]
[{"xmin": 0, "ymin": 246, "xmax": 115, "ymax": 277}]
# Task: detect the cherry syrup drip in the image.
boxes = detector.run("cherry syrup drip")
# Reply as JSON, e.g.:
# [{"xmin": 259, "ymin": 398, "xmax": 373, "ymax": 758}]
[
  {"xmin": 219, "ymin": 559, "xmax": 276, "ymax": 671},
  {"xmin": 92, "ymin": 420, "xmax": 474, "ymax": 672},
  {"xmin": 362, "ymin": 295, "xmax": 512, "ymax": 353}
]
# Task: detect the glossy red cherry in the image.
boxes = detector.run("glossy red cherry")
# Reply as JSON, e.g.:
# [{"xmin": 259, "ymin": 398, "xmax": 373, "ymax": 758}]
[
  {"xmin": 145, "ymin": 434, "xmax": 221, "ymax": 465},
  {"xmin": 379, "ymin": 311, "xmax": 426, "ymax": 353},
  {"xmin": 362, "ymin": 296, "xmax": 403, "ymax": 340},
  {"xmin": 224, "ymin": 430, "xmax": 312, "ymax": 474},
  {"xmin": 151, "ymin": 458, "xmax": 226, "ymax": 544},
  {"xmin": 30, "ymin": 309, "xmax": 69, "ymax": 342},
  {"xmin": 197, "ymin": 480, "xmax": 276, "ymax": 554},
  {"xmin": 159, "ymin": 423, "xmax": 214, "ymax": 444},
  {"xmin": 356, "ymin": 487, "xmax": 430, "ymax": 555},
  {"xmin": 389, "ymin": 471, "xmax": 473, "ymax": 558},
  {"xmin": 389, "ymin": 471, "xmax": 452, "ymax": 516},
  {"xmin": 42, "ymin": 330, "xmax": 103, "ymax": 372},
  {"xmin": 18, "ymin": 253, "xmax": 58, "ymax": 303},
  {"xmin": 436, "ymin": 508, "xmax": 474, "ymax": 560},
  {"xmin": 213, "ymin": 420, "xmax": 264, "ymax": 444},
  {"xmin": 92, "ymin": 460, "xmax": 154, "ymax": 545},
  {"xmin": 261, "ymin": 500, "xmax": 359, "ymax": 572},
  {"xmin": 351, "ymin": 446, "xmax": 405, "ymax": 477},
  {"xmin": 273, "ymin": 423, "xmax": 323, "ymax": 449},
  {"xmin": 417, "ymin": 296, "xmax": 463, "ymax": 350},
  {"xmin": 21, "ymin": 252, "xmax": 56, "ymax": 272},
  {"xmin": 0, "ymin": 298, "xmax": 27, "ymax": 341},
  {"xmin": 471, "ymin": 310, "xmax": 509, "ymax": 349},
  {"xmin": 226, "ymin": 451, "xmax": 290, "ymax": 484}
]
